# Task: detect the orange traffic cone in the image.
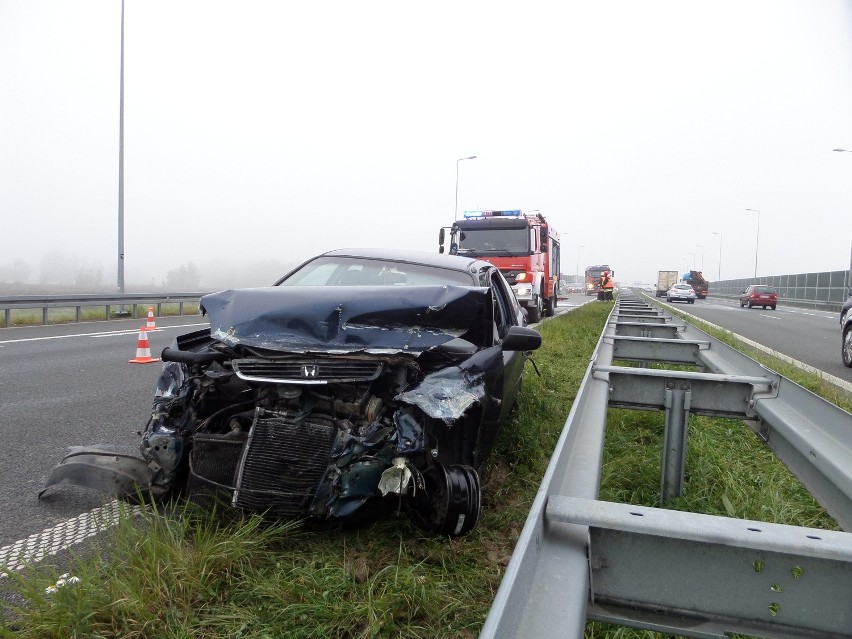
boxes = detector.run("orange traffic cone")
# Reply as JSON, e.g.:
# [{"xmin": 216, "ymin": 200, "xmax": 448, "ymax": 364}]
[
  {"xmin": 129, "ymin": 330, "xmax": 160, "ymax": 364},
  {"xmin": 141, "ymin": 307, "xmax": 157, "ymax": 331}
]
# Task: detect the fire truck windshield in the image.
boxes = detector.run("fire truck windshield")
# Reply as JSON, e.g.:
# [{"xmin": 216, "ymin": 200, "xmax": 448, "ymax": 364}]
[{"xmin": 456, "ymin": 228, "xmax": 530, "ymax": 255}]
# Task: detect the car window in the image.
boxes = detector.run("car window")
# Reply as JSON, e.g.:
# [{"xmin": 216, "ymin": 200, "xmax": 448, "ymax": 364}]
[
  {"xmin": 754, "ymin": 286, "xmax": 776, "ymax": 294},
  {"xmin": 277, "ymin": 256, "xmax": 476, "ymax": 287},
  {"xmin": 489, "ymin": 270, "xmax": 518, "ymax": 338}
]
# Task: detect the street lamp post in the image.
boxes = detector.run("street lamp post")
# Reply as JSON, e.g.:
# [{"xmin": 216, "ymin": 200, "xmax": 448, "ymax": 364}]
[
  {"xmin": 576, "ymin": 245, "xmax": 585, "ymax": 283},
  {"xmin": 454, "ymin": 155, "xmax": 477, "ymax": 220},
  {"xmin": 712, "ymin": 232, "xmax": 722, "ymax": 280},
  {"xmin": 117, "ymin": 0, "xmax": 125, "ymax": 298},
  {"xmin": 745, "ymin": 208, "xmax": 760, "ymax": 278}
]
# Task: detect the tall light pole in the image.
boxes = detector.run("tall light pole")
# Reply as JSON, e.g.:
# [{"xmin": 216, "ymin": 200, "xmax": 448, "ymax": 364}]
[
  {"xmin": 712, "ymin": 231, "xmax": 722, "ymax": 280},
  {"xmin": 576, "ymin": 245, "xmax": 585, "ymax": 283},
  {"xmin": 454, "ymin": 155, "xmax": 477, "ymax": 220},
  {"xmin": 117, "ymin": 0, "xmax": 125, "ymax": 297},
  {"xmin": 745, "ymin": 208, "xmax": 760, "ymax": 278}
]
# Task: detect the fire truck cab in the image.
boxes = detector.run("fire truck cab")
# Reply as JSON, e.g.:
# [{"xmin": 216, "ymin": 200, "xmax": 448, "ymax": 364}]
[{"xmin": 439, "ymin": 210, "xmax": 560, "ymax": 323}]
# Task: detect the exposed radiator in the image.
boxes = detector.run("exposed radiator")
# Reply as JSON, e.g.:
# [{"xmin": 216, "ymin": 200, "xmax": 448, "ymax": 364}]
[
  {"xmin": 233, "ymin": 413, "xmax": 337, "ymax": 517},
  {"xmin": 187, "ymin": 413, "xmax": 338, "ymax": 517}
]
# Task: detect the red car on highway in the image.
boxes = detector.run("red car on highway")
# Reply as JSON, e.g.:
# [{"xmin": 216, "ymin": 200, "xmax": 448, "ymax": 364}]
[{"xmin": 739, "ymin": 285, "xmax": 778, "ymax": 310}]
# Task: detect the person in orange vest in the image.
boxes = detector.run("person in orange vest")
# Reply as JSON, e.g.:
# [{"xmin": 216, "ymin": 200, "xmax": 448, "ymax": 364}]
[{"xmin": 600, "ymin": 271, "xmax": 615, "ymax": 301}]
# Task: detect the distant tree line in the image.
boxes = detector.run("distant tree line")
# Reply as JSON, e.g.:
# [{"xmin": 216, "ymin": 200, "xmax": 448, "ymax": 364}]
[{"xmin": 0, "ymin": 253, "xmax": 297, "ymax": 295}]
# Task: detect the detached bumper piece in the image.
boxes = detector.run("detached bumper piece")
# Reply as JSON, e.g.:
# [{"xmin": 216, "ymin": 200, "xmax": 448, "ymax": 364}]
[{"xmin": 39, "ymin": 447, "xmax": 154, "ymax": 500}]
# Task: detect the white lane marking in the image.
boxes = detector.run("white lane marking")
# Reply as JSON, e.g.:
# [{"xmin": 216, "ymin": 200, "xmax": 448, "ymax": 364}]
[
  {"xmin": 758, "ymin": 313, "xmax": 781, "ymax": 320},
  {"xmin": 0, "ymin": 322, "xmax": 209, "ymax": 345},
  {"xmin": 0, "ymin": 501, "xmax": 147, "ymax": 578}
]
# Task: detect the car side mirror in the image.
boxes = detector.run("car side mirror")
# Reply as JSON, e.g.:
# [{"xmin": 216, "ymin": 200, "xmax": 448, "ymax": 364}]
[{"xmin": 502, "ymin": 325, "xmax": 542, "ymax": 352}]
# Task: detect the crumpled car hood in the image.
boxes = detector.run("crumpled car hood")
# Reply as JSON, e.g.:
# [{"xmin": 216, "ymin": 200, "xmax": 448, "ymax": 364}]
[{"xmin": 200, "ymin": 285, "xmax": 492, "ymax": 354}]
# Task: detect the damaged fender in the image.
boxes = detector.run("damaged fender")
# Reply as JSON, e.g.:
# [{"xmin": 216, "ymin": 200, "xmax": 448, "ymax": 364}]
[{"xmin": 38, "ymin": 447, "xmax": 155, "ymax": 500}]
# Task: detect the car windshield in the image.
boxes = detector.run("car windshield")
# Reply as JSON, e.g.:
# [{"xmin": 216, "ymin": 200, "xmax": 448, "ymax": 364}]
[
  {"xmin": 277, "ymin": 256, "xmax": 476, "ymax": 287},
  {"xmin": 673, "ymin": 284, "xmax": 691, "ymax": 290}
]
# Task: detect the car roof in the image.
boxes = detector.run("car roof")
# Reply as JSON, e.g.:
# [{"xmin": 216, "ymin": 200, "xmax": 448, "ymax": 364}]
[{"xmin": 319, "ymin": 248, "xmax": 495, "ymax": 274}]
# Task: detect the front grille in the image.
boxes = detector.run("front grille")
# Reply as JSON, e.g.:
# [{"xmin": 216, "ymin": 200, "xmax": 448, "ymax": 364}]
[
  {"xmin": 232, "ymin": 358, "xmax": 383, "ymax": 384},
  {"xmin": 233, "ymin": 413, "xmax": 337, "ymax": 518}
]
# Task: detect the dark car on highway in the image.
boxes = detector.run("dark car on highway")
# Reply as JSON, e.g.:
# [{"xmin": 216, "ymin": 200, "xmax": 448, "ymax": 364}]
[
  {"xmin": 739, "ymin": 285, "xmax": 778, "ymax": 310},
  {"xmin": 41, "ymin": 249, "xmax": 542, "ymax": 537},
  {"xmin": 841, "ymin": 294, "xmax": 852, "ymax": 327},
  {"xmin": 842, "ymin": 294, "xmax": 852, "ymax": 367}
]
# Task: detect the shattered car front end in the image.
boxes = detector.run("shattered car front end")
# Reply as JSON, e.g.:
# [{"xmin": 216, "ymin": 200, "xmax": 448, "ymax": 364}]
[{"xmin": 41, "ymin": 283, "xmax": 540, "ymax": 537}]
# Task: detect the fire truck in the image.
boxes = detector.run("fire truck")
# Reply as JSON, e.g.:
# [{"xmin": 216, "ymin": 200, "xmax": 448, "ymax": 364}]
[
  {"xmin": 438, "ymin": 209, "xmax": 560, "ymax": 323},
  {"xmin": 584, "ymin": 264, "xmax": 614, "ymax": 296}
]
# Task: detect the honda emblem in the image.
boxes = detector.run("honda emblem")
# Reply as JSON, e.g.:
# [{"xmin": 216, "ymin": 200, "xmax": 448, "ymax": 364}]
[{"xmin": 301, "ymin": 364, "xmax": 318, "ymax": 378}]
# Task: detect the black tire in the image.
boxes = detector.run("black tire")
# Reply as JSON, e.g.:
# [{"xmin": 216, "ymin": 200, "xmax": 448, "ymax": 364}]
[
  {"xmin": 543, "ymin": 293, "xmax": 555, "ymax": 317},
  {"xmin": 527, "ymin": 294, "xmax": 543, "ymax": 323},
  {"xmin": 771, "ymin": 305, "xmax": 776, "ymax": 310},
  {"xmin": 843, "ymin": 325, "xmax": 852, "ymax": 368},
  {"xmin": 740, "ymin": 300, "xmax": 745, "ymax": 307},
  {"xmin": 747, "ymin": 302, "xmax": 753, "ymax": 308},
  {"xmin": 688, "ymin": 299, "xmax": 694, "ymax": 304}
]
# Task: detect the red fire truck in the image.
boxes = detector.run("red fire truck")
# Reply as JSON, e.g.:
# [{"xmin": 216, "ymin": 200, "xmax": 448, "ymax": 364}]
[
  {"xmin": 439, "ymin": 210, "xmax": 560, "ymax": 323},
  {"xmin": 584, "ymin": 264, "xmax": 614, "ymax": 296}
]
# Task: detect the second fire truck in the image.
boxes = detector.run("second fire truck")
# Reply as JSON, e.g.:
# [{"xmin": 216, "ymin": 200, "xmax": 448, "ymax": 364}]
[{"xmin": 439, "ymin": 209, "xmax": 560, "ymax": 323}]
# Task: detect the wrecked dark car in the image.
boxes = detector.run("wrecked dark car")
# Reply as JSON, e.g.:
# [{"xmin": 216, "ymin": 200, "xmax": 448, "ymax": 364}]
[{"xmin": 41, "ymin": 248, "xmax": 541, "ymax": 536}]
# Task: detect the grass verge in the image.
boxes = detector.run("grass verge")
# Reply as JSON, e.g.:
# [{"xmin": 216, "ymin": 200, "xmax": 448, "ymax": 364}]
[{"xmin": 2, "ymin": 304, "xmax": 200, "ymax": 328}]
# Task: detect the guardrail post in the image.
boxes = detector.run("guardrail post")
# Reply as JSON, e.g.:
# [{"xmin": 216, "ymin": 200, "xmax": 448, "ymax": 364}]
[
  {"xmin": 42, "ymin": 307, "xmax": 48, "ymax": 325},
  {"xmin": 662, "ymin": 384, "xmax": 691, "ymax": 503}
]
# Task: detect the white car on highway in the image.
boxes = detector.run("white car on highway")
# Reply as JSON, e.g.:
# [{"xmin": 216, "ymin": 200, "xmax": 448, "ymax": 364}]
[{"xmin": 666, "ymin": 282, "xmax": 696, "ymax": 304}]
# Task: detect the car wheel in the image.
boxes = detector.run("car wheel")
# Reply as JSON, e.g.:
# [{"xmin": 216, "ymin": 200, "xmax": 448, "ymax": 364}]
[
  {"xmin": 771, "ymin": 305, "xmax": 776, "ymax": 310},
  {"xmin": 528, "ymin": 294, "xmax": 543, "ymax": 323},
  {"xmin": 689, "ymin": 299, "xmax": 694, "ymax": 304},
  {"xmin": 409, "ymin": 463, "xmax": 481, "ymax": 537},
  {"xmin": 747, "ymin": 302, "xmax": 753, "ymax": 308},
  {"xmin": 844, "ymin": 325, "xmax": 852, "ymax": 368}
]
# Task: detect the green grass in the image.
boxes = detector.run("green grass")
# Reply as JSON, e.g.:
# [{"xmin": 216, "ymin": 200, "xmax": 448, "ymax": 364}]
[{"xmin": 0, "ymin": 299, "xmax": 843, "ymax": 638}]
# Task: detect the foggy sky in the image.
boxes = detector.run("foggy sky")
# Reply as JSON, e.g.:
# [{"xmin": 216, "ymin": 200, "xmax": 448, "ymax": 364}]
[{"xmin": 2, "ymin": 0, "xmax": 851, "ymax": 289}]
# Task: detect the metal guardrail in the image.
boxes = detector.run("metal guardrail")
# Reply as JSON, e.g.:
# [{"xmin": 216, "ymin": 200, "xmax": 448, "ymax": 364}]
[
  {"xmin": 0, "ymin": 293, "xmax": 205, "ymax": 327},
  {"xmin": 480, "ymin": 294, "xmax": 852, "ymax": 638}
]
